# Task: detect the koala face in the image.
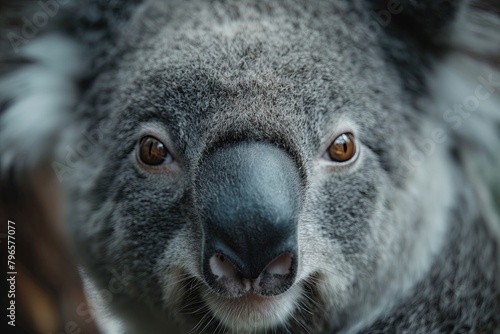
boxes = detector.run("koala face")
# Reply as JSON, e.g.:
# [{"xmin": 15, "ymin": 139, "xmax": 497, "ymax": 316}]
[{"xmin": 68, "ymin": 1, "xmax": 456, "ymax": 333}]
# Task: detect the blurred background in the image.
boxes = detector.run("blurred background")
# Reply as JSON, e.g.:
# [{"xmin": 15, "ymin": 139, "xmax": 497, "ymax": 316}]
[{"xmin": 1, "ymin": 1, "xmax": 101, "ymax": 333}]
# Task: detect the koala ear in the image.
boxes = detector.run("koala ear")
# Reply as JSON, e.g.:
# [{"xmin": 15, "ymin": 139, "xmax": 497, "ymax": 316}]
[
  {"xmin": 0, "ymin": 1, "xmax": 147, "ymax": 179},
  {"xmin": 0, "ymin": 33, "xmax": 84, "ymax": 179},
  {"xmin": 451, "ymin": 1, "xmax": 500, "ymax": 61},
  {"xmin": 398, "ymin": 1, "xmax": 500, "ymax": 164}
]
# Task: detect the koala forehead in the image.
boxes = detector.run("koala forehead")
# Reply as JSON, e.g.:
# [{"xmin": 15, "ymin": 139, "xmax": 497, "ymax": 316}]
[{"xmin": 85, "ymin": 0, "xmax": 407, "ymax": 164}]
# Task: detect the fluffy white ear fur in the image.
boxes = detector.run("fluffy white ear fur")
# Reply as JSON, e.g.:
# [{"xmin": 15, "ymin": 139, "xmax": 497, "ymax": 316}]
[
  {"xmin": 430, "ymin": 1, "xmax": 500, "ymax": 180},
  {"xmin": 79, "ymin": 269, "xmax": 128, "ymax": 334},
  {"xmin": 0, "ymin": 33, "xmax": 85, "ymax": 177},
  {"xmin": 452, "ymin": 1, "xmax": 500, "ymax": 59},
  {"xmin": 427, "ymin": 1, "xmax": 500, "ymax": 221}
]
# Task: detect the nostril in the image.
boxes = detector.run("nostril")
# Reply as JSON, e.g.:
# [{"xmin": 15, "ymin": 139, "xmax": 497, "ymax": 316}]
[
  {"xmin": 264, "ymin": 252, "xmax": 293, "ymax": 276},
  {"xmin": 208, "ymin": 252, "xmax": 294, "ymax": 280},
  {"xmin": 209, "ymin": 253, "xmax": 239, "ymax": 279},
  {"xmin": 205, "ymin": 251, "xmax": 297, "ymax": 297}
]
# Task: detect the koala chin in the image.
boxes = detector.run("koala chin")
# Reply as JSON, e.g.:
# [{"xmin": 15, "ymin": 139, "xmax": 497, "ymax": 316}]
[{"xmin": 1, "ymin": 0, "xmax": 500, "ymax": 333}]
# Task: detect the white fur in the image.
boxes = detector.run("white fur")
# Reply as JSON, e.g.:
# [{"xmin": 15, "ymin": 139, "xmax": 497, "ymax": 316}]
[
  {"xmin": 0, "ymin": 33, "xmax": 85, "ymax": 176},
  {"xmin": 451, "ymin": 2, "xmax": 500, "ymax": 58},
  {"xmin": 80, "ymin": 269, "xmax": 128, "ymax": 334}
]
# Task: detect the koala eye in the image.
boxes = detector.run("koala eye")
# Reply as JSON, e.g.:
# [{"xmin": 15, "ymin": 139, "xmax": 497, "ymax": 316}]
[
  {"xmin": 326, "ymin": 133, "xmax": 357, "ymax": 163},
  {"xmin": 138, "ymin": 136, "xmax": 173, "ymax": 165}
]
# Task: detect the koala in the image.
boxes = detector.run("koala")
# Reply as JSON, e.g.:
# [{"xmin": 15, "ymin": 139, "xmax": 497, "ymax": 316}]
[{"xmin": 1, "ymin": 0, "xmax": 500, "ymax": 333}]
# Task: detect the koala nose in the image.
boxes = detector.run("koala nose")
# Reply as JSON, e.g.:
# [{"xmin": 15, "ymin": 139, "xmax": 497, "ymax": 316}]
[{"xmin": 197, "ymin": 142, "xmax": 302, "ymax": 296}]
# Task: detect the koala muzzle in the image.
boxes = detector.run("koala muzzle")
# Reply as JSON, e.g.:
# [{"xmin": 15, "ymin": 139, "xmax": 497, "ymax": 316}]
[{"xmin": 197, "ymin": 142, "xmax": 301, "ymax": 296}]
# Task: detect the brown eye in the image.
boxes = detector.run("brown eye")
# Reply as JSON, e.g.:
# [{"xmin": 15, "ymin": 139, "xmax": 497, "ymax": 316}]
[
  {"xmin": 327, "ymin": 133, "xmax": 356, "ymax": 162},
  {"xmin": 138, "ymin": 136, "xmax": 172, "ymax": 165}
]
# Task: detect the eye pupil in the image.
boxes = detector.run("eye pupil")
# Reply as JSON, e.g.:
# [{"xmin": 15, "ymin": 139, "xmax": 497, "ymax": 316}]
[
  {"xmin": 139, "ymin": 136, "xmax": 169, "ymax": 165},
  {"xmin": 327, "ymin": 133, "xmax": 356, "ymax": 162}
]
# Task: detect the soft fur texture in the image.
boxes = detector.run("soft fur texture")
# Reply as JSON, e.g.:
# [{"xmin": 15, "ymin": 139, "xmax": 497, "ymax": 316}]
[{"xmin": 1, "ymin": 0, "xmax": 499, "ymax": 333}]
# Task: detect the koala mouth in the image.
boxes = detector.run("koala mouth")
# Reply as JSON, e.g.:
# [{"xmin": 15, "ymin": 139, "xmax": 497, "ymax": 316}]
[
  {"xmin": 200, "ymin": 282, "xmax": 299, "ymax": 332},
  {"xmin": 176, "ymin": 273, "xmax": 324, "ymax": 333}
]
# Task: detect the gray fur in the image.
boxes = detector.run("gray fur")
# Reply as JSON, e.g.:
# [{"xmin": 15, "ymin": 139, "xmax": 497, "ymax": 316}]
[{"xmin": 1, "ymin": 0, "xmax": 499, "ymax": 333}]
